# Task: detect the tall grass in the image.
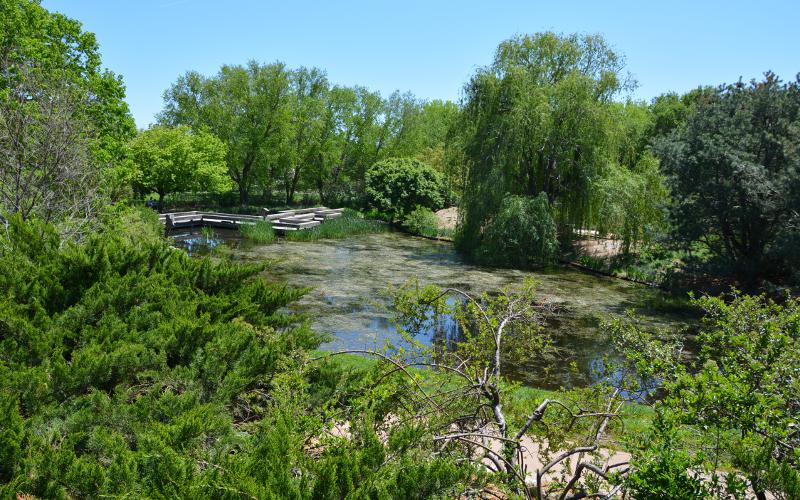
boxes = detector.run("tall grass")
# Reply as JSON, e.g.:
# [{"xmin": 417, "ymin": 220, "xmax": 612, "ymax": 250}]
[
  {"xmin": 285, "ymin": 209, "xmax": 388, "ymax": 241},
  {"xmin": 239, "ymin": 220, "xmax": 275, "ymax": 243},
  {"xmin": 200, "ymin": 226, "xmax": 216, "ymax": 241}
]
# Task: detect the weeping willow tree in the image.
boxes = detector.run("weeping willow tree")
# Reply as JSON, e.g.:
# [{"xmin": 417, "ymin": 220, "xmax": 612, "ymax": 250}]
[{"xmin": 455, "ymin": 32, "xmax": 643, "ymax": 261}]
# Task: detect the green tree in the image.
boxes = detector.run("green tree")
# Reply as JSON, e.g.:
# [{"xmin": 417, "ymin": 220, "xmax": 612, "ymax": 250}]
[
  {"xmin": 365, "ymin": 157, "xmax": 445, "ymax": 220},
  {"xmin": 0, "ymin": 0, "xmax": 135, "ymax": 230},
  {"xmin": 594, "ymin": 152, "xmax": 668, "ymax": 253},
  {"xmin": 0, "ymin": 73, "xmax": 98, "ymax": 228},
  {"xmin": 0, "ymin": 0, "xmax": 135, "ymax": 165},
  {"xmin": 394, "ymin": 99, "xmax": 461, "ymax": 199},
  {"xmin": 649, "ymin": 92, "xmax": 691, "ymax": 139},
  {"xmin": 127, "ymin": 126, "xmax": 229, "ymax": 209},
  {"xmin": 655, "ymin": 73, "xmax": 800, "ymax": 288},
  {"xmin": 160, "ymin": 61, "xmax": 292, "ymax": 206},
  {"xmin": 608, "ymin": 293, "xmax": 800, "ymax": 499},
  {"xmin": 455, "ymin": 32, "xmax": 634, "ymax": 261},
  {"xmin": 278, "ymin": 67, "xmax": 329, "ymax": 204},
  {"xmin": 312, "ymin": 85, "xmax": 388, "ymax": 205},
  {"xmin": 476, "ymin": 193, "xmax": 559, "ymax": 267}
]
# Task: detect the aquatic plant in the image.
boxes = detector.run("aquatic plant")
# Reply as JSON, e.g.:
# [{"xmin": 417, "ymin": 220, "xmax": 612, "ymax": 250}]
[
  {"xmin": 285, "ymin": 209, "xmax": 387, "ymax": 241},
  {"xmin": 200, "ymin": 225, "xmax": 216, "ymax": 241},
  {"xmin": 239, "ymin": 219, "xmax": 275, "ymax": 243}
]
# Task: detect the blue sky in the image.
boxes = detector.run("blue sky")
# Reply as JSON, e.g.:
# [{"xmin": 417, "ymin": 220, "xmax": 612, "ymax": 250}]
[{"xmin": 43, "ymin": 0, "xmax": 799, "ymax": 129}]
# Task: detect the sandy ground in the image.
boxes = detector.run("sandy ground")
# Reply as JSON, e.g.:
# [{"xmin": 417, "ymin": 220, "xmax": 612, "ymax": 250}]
[
  {"xmin": 312, "ymin": 420, "xmax": 630, "ymax": 495},
  {"xmin": 435, "ymin": 207, "xmax": 459, "ymax": 230},
  {"xmin": 573, "ymin": 238, "xmax": 623, "ymax": 259}
]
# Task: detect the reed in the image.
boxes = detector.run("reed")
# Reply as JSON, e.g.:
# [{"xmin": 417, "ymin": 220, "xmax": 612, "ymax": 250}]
[
  {"xmin": 285, "ymin": 209, "xmax": 387, "ymax": 241},
  {"xmin": 239, "ymin": 220, "xmax": 275, "ymax": 243}
]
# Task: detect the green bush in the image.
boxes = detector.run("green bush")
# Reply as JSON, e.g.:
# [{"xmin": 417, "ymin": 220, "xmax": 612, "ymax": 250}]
[
  {"xmin": 474, "ymin": 193, "xmax": 559, "ymax": 267},
  {"xmin": 0, "ymin": 210, "xmax": 321, "ymax": 497},
  {"xmin": 624, "ymin": 414, "xmax": 710, "ymax": 499},
  {"xmin": 402, "ymin": 206, "xmax": 439, "ymax": 238},
  {"xmin": 365, "ymin": 157, "xmax": 445, "ymax": 221},
  {"xmin": 0, "ymin": 209, "xmax": 491, "ymax": 497}
]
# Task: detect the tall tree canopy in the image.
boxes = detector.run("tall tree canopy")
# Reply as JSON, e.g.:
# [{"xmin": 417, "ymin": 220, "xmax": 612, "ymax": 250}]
[
  {"xmin": 655, "ymin": 73, "xmax": 800, "ymax": 288},
  {"xmin": 0, "ymin": 0, "xmax": 135, "ymax": 163},
  {"xmin": 0, "ymin": 0, "xmax": 134, "ymax": 232},
  {"xmin": 160, "ymin": 61, "xmax": 292, "ymax": 206},
  {"xmin": 455, "ymin": 32, "xmax": 664, "ymax": 264},
  {"xmin": 277, "ymin": 67, "xmax": 329, "ymax": 204},
  {"xmin": 160, "ymin": 60, "xmax": 455, "ymax": 207}
]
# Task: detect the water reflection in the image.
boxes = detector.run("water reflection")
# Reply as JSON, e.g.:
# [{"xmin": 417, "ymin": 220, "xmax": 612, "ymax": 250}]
[
  {"xmin": 171, "ymin": 230, "xmax": 228, "ymax": 256},
  {"xmin": 172, "ymin": 229, "xmax": 694, "ymax": 390}
]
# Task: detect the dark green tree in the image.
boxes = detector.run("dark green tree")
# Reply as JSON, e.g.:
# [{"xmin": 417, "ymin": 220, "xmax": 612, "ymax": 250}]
[
  {"xmin": 655, "ymin": 73, "xmax": 800, "ymax": 288},
  {"xmin": 364, "ymin": 157, "xmax": 445, "ymax": 220}
]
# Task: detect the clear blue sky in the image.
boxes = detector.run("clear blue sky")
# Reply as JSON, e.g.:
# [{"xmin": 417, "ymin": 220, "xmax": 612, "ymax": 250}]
[{"xmin": 43, "ymin": 0, "xmax": 799, "ymax": 129}]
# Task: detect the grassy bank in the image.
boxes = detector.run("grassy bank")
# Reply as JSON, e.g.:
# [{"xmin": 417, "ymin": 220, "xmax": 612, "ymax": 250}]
[{"xmin": 317, "ymin": 351, "xmax": 656, "ymax": 447}]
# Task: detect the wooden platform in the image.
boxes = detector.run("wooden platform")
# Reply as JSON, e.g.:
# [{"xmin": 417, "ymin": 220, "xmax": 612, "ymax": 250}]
[{"xmin": 159, "ymin": 207, "xmax": 343, "ymax": 234}]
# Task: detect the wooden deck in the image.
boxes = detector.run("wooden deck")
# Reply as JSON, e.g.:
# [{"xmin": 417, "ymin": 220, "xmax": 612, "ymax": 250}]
[{"xmin": 159, "ymin": 207, "xmax": 343, "ymax": 233}]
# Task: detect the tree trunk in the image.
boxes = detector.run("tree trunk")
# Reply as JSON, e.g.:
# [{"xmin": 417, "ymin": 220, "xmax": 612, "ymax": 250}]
[
  {"xmin": 288, "ymin": 167, "xmax": 301, "ymax": 206},
  {"xmin": 157, "ymin": 189, "xmax": 165, "ymax": 213},
  {"xmin": 238, "ymin": 182, "xmax": 249, "ymax": 208}
]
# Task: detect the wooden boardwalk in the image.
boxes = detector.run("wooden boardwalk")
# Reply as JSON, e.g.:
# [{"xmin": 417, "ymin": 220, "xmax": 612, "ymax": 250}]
[{"xmin": 159, "ymin": 207, "xmax": 343, "ymax": 233}]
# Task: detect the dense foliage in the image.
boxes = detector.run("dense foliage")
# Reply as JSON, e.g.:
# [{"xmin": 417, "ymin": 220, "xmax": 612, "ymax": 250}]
[
  {"xmin": 0, "ymin": 0, "xmax": 135, "ymax": 164},
  {"xmin": 0, "ymin": 0, "xmax": 135, "ymax": 232},
  {"xmin": 126, "ymin": 125, "xmax": 230, "ymax": 207},
  {"xmin": 0, "ymin": 210, "xmax": 480, "ymax": 498},
  {"xmin": 5, "ymin": 2, "xmax": 800, "ymax": 497},
  {"xmin": 160, "ymin": 64, "xmax": 455, "ymax": 207},
  {"xmin": 655, "ymin": 73, "xmax": 800, "ymax": 289},
  {"xmin": 364, "ymin": 157, "xmax": 446, "ymax": 221},
  {"xmin": 402, "ymin": 206, "xmax": 439, "ymax": 238},
  {"xmin": 454, "ymin": 32, "xmax": 667, "ymax": 265},
  {"xmin": 475, "ymin": 193, "xmax": 559, "ymax": 267},
  {"xmin": 0, "ymin": 209, "xmax": 314, "ymax": 496},
  {"xmin": 608, "ymin": 293, "xmax": 800, "ymax": 499}
]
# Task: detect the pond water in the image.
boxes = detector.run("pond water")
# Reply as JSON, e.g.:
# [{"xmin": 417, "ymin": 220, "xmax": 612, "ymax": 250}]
[{"xmin": 172, "ymin": 229, "xmax": 694, "ymax": 390}]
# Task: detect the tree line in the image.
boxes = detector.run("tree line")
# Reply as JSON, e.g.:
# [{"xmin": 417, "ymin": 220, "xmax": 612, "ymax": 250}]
[
  {"xmin": 3, "ymin": 0, "xmax": 797, "ymax": 290},
  {"xmin": 154, "ymin": 62, "xmax": 458, "ymax": 207}
]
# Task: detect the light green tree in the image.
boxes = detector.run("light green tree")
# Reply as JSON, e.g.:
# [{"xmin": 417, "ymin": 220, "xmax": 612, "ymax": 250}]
[
  {"xmin": 127, "ymin": 126, "xmax": 229, "ymax": 209},
  {"xmin": 0, "ymin": 0, "xmax": 135, "ymax": 168}
]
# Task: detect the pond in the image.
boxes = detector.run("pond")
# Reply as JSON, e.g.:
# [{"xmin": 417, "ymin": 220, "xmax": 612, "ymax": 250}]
[{"xmin": 172, "ymin": 228, "xmax": 695, "ymax": 390}]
